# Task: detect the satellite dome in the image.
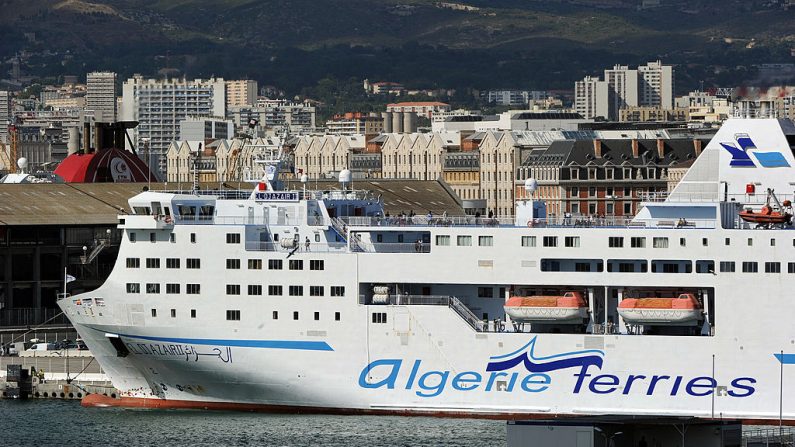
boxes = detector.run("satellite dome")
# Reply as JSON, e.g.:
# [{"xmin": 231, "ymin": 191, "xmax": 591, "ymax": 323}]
[
  {"xmin": 338, "ymin": 169, "xmax": 352, "ymax": 184},
  {"xmin": 524, "ymin": 178, "xmax": 538, "ymax": 193},
  {"xmin": 17, "ymin": 158, "xmax": 28, "ymax": 171}
]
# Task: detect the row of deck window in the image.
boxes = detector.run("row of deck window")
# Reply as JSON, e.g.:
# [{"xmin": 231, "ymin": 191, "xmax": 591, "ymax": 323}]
[
  {"xmin": 126, "ymin": 257, "xmax": 325, "ymax": 271},
  {"xmin": 538, "ymin": 259, "xmax": 794, "ymax": 274},
  {"xmin": 127, "ymin": 283, "xmax": 345, "ymax": 296},
  {"xmin": 148, "ymin": 308, "xmax": 342, "ymax": 322},
  {"xmin": 434, "ymin": 235, "xmax": 795, "ymax": 249}
]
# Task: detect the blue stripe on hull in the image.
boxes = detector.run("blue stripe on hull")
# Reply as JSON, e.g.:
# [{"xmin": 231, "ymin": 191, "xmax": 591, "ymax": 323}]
[{"xmin": 121, "ymin": 333, "xmax": 333, "ymax": 351}]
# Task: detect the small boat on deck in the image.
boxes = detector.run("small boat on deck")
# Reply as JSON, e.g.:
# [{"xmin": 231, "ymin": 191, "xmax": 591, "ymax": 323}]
[
  {"xmin": 618, "ymin": 293, "xmax": 702, "ymax": 325},
  {"xmin": 739, "ymin": 188, "xmax": 792, "ymax": 226},
  {"xmin": 504, "ymin": 291, "xmax": 588, "ymax": 323}
]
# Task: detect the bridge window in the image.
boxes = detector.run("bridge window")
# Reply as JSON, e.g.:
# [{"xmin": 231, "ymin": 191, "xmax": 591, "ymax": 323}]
[
  {"xmin": 789, "ymin": 263, "xmax": 795, "ymax": 274},
  {"xmin": 436, "ymin": 235, "xmax": 451, "ymax": 246},
  {"xmin": 186, "ymin": 258, "xmax": 200, "ymax": 269},
  {"xmin": 372, "ymin": 312, "xmax": 387, "ymax": 324},
  {"xmin": 310, "ymin": 286, "xmax": 324, "ymax": 297},
  {"xmin": 478, "ymin": 236, "xmax": 493, "ymax": 247},
  {"xmin": 543, "ymin": 236, "xmax": 557, "ymax": 247},
  {"xmin": 186, "ymin": 284, "xmax": 201, "ymax": 294},
  {"xmin": 521, "ymin": 236, "xmax": 536, "ymax": 247},
  {"xmin": 335, "ymin": 312, "xmax": 341, "ymax": 321},
  {"xmin": 146, "ymin": 283, "xmax": 160, "ymax": 294},
  {"xmin": 289, "ymin": 260, "xmax": 303, "ymax": 270},
  {"xmin": 268, "ymin": 285, "xmax": 283, "ymax": 296},
  {"xmin": 126, "ymin": 258, "xmax": 140, "ymax": 268},
  {"xmin": 609, "ymin": 237, "xmax": 624, "ymax": 248},
  {"xmin": 226, "ymin": 233, "xmax": 241, "ymax": 244},
  {"xmin": 565, "ymin": 236, "xmax": 580, "ymax": 248},
  {"xmin": 310, "ymin": 260, "xmax": 324, "ymax": 270},
  {"xmin": 166, "ymin": 258, "xmax": 180, "ymax": 268},
  {"xmin": 268, "ymin": 259, "xmax": 283, "ymax": 270},
  {"xmin": 146, "ymin": 258, "xmax": 160, "ymax": 268},
  {"xmin": 272, "ymin": 311, "xmax": 278, "ymax": 320},
  {"xmin": 248, "ymin": 259, "xmax": 262, "ymax": 270},
  {"xmin": 126, "ymin": 283, "xmax": 140, "ymax": 294},
  {"xmin": 630, "ymin": 237, "xmax": 645, "ymax": 248},
  {"xmin": 330, "ymin": 286, "xmax": 345, "ymax": 297},
  {"xmin": 248, "ymin": 285, "xmax": 262, "ymax": 296},
  {"xmin": 457, "ymin": 235, "xmax": 472, "ymax": 246},
  {"xmin": 226, "ymin": 259, "xmax": 240, "ymax": 269},
  {"xmin": 653, "ymin": 237, "xmax": 668, "ymax": 248},
  {"xmin": 289, "ymin": 286, "xmax": 303, "ymax": 296},
  {"xmin": 226, "ymin": 310, "xmax": 240, "ymax": 321},
  {"xmin": 226, "ymin": 284, "xmax": 240, "ymax": 295},
  {"xmin": 166, "ymin": 284, "xmax": 180, "ymax": 294}
]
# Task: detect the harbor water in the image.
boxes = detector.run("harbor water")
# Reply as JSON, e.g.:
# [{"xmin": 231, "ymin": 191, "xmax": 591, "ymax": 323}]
[{"xmin": 0, "ymin": 399, "xmax": 506, "ymax": 446}]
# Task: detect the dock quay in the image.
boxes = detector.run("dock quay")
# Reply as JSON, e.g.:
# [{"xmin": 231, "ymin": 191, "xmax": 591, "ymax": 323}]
[{"xmin": 1, "ymin": 354, "xmax": 117, "ymax": 400}]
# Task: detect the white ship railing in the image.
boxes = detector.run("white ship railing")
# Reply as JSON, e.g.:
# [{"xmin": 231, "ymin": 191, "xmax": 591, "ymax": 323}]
[
  {"xmin": 244, "ymin": 241, "xmax": 348, "ymax": 252},
  {"xmin": 340, "ymin": 215, "xmax": 718, "ymax": 229}
]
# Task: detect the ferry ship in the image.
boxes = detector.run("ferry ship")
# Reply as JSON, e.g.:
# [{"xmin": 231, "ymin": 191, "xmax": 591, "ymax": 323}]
[{"xmin": 59, "ymin": 118, "xmax": 795, "ymax": 422}]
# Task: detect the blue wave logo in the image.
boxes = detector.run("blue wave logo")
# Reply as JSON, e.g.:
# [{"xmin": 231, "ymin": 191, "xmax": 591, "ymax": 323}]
[
  {"xmin": 486, "ymin": 336, "xmax": 604, "ymax": 373},
  {"xmin": 721, "ymin": 133, "xmax": 790, "ymax": 168}
]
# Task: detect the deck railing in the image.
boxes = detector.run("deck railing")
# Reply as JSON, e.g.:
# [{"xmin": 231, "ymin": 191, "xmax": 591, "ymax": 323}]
[{"xmin": 360, "ymin": 294, "xmax": 483, "ymax": 331}]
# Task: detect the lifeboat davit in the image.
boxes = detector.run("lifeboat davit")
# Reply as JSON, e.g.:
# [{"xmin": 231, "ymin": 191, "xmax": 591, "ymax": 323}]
[
  {"xmin": 504, "ymin": 291, "xmax": 588, "ymax": 323},
  {"xmin": 618, "ymin": 293, "xmax": 702, "ymax": 325}
]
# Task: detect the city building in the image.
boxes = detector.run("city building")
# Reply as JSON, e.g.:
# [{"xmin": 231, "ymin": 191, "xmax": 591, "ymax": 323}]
[
  {"xmin": 604, "ymin": 65, "xmax": 639, "ymax": 119},
  {"xmin": 575, "ymin": 76, "xmax": 610, "ymax": 120},
  {"xmin": 485, "ymin": 90, "xmax": 531, "ymax": 107},
  {"xmin": 386, "ymin": 102, "xmax": 451, "ymax": 119},
  {"xmin": 44, "ymin": 97, "xmax": 86, "ymax": 111},
  {"xmin": 518, "ymin": 138, "xmax": 704, "ymax": 219},
  {"xmin": 364, "ymin": 80, "xmax": 405, "ymax": 95},
  {"xmin": 0, "ymin": 90, "xmax": 11, "ymax": 144},
  {"xmin": 229, "ymin": 99, "xmax": 317, "ymax": 134},
  {"xmin": 638, "ymin": 60, "xmax": 674, "ymax": 110},
  {"xmin": 619, "ymin": 106, "xmax": 687, "ymax": 122},
  {"xmin": 120, "ymin": 76, "xmax": 226, "ymax": 174},
  {"xmin": 325, "ymin": 112, "xmax": 384, "ymax": 136},
  {"xmin": 575, "ymin": 61, "xmax": 675, "ymax": 120},
  {"xmin": 179, "ymin": 117, "xmax": 235, "ymax": 143},
  {"xmin": 166, "ymin": 135, "xmax": 285, "ymax": 183},
  {"xmin": 86, "ymin": 71, "xmax": 117, "ymax": 122},
  {"xmin": 434, "ymin": 111, "xmax": 592, "ymax": 133},
  {"xmin": 225, "ymin": 80, "xmax": 258, "ymax": 109}
]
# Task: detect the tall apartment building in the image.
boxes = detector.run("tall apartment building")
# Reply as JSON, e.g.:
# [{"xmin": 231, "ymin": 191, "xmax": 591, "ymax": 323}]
[
  {"xmin": 575, "ymin": 61, "xmax": 674, "ymax": 120},
  {"xmin": 86, "ymin": 71, "xmax": 117, "ymax": 122},
  {"xmin": 604, "ymin": 65, "xmax": 639, "ymax": 119},
  {"xmin": 574, "ymin": 77, "xmax": 609, "ymax": 120},
  {"xmin": 0, "ymin": 90, "xmax": 11, "ymax": 144},
  {"xmin": 120, "ymin": 76, "xmax": 226, "ymax": 175},
  {"xmin": 638, "ymin": 60, "xmax": 674, "ymax": 110},
  {"xmin": 225, "ymin": 80, "xmax": 258, "ymax": 109}
]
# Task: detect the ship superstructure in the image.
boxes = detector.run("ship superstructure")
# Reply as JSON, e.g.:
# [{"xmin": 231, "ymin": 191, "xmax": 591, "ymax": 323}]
[{"xmin": 59, "ymin": 119, "xmax": 795, "ymax": 421}]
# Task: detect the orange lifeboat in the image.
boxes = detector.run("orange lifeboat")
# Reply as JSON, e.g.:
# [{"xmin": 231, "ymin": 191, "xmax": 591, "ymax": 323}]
[
  {"xmin": 618, "ymin": 293, "xmax": 702, "ymax": 325},
  {"xmin": 739, "ymin": 205, "xmax": 792, "ymax": 225},
  {"xmin": 504, "ymin": 291, "xmax": 588, "ymax": 323}
]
